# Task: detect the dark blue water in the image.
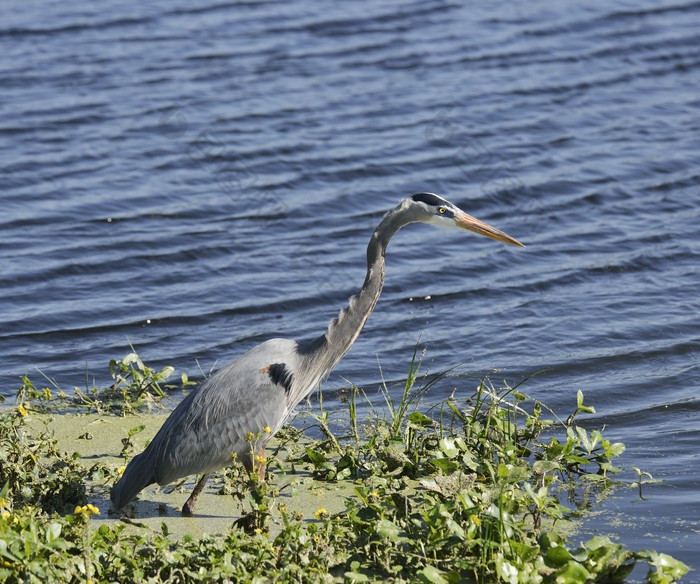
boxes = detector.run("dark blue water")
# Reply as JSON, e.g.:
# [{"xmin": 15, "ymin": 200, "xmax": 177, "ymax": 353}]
[{"xmin": 2, "ymin": 0, "xmax": 699, "ymax": 576}]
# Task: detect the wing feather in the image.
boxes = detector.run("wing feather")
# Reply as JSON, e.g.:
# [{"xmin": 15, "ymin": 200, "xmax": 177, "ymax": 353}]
[{"xmin": 144, "ymin": 339, "xmax": 297, "ymax": 485}]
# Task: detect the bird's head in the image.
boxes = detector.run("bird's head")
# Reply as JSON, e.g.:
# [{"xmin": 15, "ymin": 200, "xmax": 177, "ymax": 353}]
[{"xmin": 410, "ymin": 192, "xmax": 524, "ymax": 247}]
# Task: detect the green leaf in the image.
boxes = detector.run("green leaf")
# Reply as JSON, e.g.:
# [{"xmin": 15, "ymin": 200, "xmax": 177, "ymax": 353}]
[
  {"xmin": 606, "ymin": 442, "xmax": 626, "ymax": 457},
  {"xmin": 495, "ymin": 556, "xmax": 518, "ymax": 584},
  {"xmin": 599, "ymin": 461, "xmax": 624, "ymax": 475},
  {"xmin": 509, "ymin": 540, "xmax": 541, "ymax": 564},
  {"xmin": 555, "ymin": 561, "xmax": 591, "ymax": 583},
  {"xmin": 407, "ymin": 411, "xmax": 433, "ymax": 426},
  {"xmin": 546, "ymin": 544, "xmax": 573, "ymax": 567},
  {"xmin": 417, "ymin": 565, "xmax": 449, "ymax": 584},
  {"xmin": 497, "ymin": 462, "xmax": 531, "ymax": 482},
  {"xmin": 446, "ymin": 518, "xmax": 465, "ymax": 540},
  {"xmin": 580, "ymin": 474, "xmax": 607, "ymax": 483},
  {"xmin": 127, "ymin": 425, "xmax": 145, "ymax": 438},
  {"xmin": 457, "ymin": 489, "xmax": 476, "ymax": 510},
  {"xmin": 304, "ymin": 447, "xmax": 327, "ymax": 465},
  {"xmin": 439, "ymin": 437, "xmax": 459, "ymax": 459},
  {"xmin": 533, "ymin": 460, "xmax": 561, "ymax": 474},
  {"xmin": 344, "ymin": 571, "xmax": 370, "ymax": 583},
  {"xmin": 45, "ymin": 522, "xmax": 62, "ymax": 542},
  {"xmin": 376, "ymin": 519, "xmax": 401, "ymax": 541},
  {"xmin": 122, "ymin": 352, "xmax": 143, "ymax": 369},
  {"xmin": 576, "ymin": 389, "xmax": 596, "ymax": 414},
  {"xmin": 588, "ymin": 545, "xmax": 634, "ymax": 582},
  {"xmin": 640, "ymin": 550, "xmax": 690, "ymax": 584},
  {"xmin": 565, "ymin": 455, "xmax": 590, "ymax": 465},
  {"xmin": 497, "ymin": 463, "xmax": 510, "ymax": 479},
  {"xmin": 430, "ymin": 458, "xmax": 459, "ymax": 474}
]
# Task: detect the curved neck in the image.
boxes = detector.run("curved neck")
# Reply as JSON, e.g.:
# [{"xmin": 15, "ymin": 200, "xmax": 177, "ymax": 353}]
[{"xmin": 300, "ymin": 201, "xmax": 418, "ymax": 381}]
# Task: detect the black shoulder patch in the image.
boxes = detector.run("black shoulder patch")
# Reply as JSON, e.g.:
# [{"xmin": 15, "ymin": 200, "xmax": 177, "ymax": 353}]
[
  {"xmin": 266, "ymin": 363, "xmax": 294, "ymax": 394},
  {"xmin": 411, "ymin": 192, "xmax": 447, "ymax": 207}
]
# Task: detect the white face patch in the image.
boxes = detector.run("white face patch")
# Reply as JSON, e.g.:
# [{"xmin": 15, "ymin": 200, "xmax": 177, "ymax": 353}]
[{"xmin": 425, "ymin": 212, "xmax": 461, "ymax": 230}]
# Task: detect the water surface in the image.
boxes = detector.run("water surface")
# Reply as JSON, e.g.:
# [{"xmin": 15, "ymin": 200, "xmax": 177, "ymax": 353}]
[{"xmin": 1, "ymin": 0, "xmax": 699, "ymax": 576}]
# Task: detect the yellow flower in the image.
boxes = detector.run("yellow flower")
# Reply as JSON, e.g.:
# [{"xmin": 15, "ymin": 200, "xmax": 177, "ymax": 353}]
[
  {"xmin": 264, "ymin": 426, "xmax": 272, "ymax": 434},
  {"xmin": 254, "ymin": 454, "xmax": 267, "ymax": 465},
  {"xmin": 17, "ymin": 404, "xmax": 28, "ymax": 417},
  {"xmin": 245, "ymin": 432, "xmax": 255, "ymax": 442},
  {"xmin": 314, "ymin": 508, "xmax": 328, "ymax": 521},
  {"xmin": 470, "ymin": 514, "xmax": 481, "ymax": 526},
  {"xmin": 74, "ymin": 504, "xmax": 100, "ymax": 519},
  {"xmin": 42, "ymin": 387, "xmax": 52, "ymax": 400},
  {"xmin": 116, "ymin": 466, "xmax": 126, "ymax": 478},
  {"xmin": 1, "ymin": 510, "xmax": 10, "ymax": 521}
]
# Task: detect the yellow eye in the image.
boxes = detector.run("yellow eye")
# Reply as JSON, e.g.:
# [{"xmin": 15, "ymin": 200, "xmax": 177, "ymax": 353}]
[{"xmin": 438, "ymin": 207, "xmax": 446, "ymax": 214}]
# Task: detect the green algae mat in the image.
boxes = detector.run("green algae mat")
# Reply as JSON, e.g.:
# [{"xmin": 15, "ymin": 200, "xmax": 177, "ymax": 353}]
[{"xmin": 36, "ymin": 412, "xmax": 351, "ymax": 539}]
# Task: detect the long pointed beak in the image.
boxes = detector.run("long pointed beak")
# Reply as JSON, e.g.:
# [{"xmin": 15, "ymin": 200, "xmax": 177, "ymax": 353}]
[{"xmin": 455, "ymin": 211, "xmax": 525, "ymax": 247}]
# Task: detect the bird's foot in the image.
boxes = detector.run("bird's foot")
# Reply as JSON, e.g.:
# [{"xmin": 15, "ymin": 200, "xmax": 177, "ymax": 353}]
[
  {"xmin": 181, "ymin": 498, "xmax": 196, "ymax": 516},
  {"xmin": 181, "ymin": 472, "xmax": 210, "ymax": 516}
]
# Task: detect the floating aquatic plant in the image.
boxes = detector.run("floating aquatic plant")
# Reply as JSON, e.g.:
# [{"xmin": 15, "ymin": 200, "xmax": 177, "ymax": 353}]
[{"xmin": 0, "ymin": 351, "xmax": 690, "ymax": 583}]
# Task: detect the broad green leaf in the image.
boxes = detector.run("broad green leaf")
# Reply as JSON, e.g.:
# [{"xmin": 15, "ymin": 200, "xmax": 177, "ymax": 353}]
[
  {"xmin": 122, "ymin": 352, "xmax": 143, "ymax": 368},
  {"xmin": 641, "ymin": 550, "xmax": 690, "ymax": 584},
  {"xmin": 495, "ymin": 556, "xmax": 518, "ymax": 584},
  {"xmin": 533, "ymin": 460, "xmax": 561, "ymax": 474},
  {"xmin": 158, "ymin": 365, "xmax": 175, "ymax": 380},
  {"xmin": 430, "ymin": 458, "xmax": 459, "ymax": 474},
  {"xmin": 446, "ymin": 518, "xmax": 465, "ymax": 540},
  {"xmin": 555, "ymin": 560, "xmax": 591, "ymax": 583},
  {"xmin": 407, "ymin": 411, "xmax": 433, "ymax": 426},
  {"xmin": 304, "ymin": 447, "xmax": 327, "ymax": 466},
  {"xmin": 417, "ymin": 565, "xmax": 449, "ymax": 584},
  {"xmin": 439, "ymin": 437, "xmax": 459, "ymax": 458},
  {"xmin": 45, "ymin": 522, "xmax": 62, "ymax": 542},
  {"xmin": 344, "ymin": 571, "xmax": 370, "ymax": 582},
  {"xmin": 565, "ymin": 455, "xmax": 590, "ymax": 465},
  {"xmin": 376, "ymin": 519, "xmax": 401, "ymax": 541},
  {"xmin": 546, "ymin": 544, "xmax": 573, "ymax": 567},
  {"xmin": 607, "ymin": 442, "xmax": 626, "ymax": 457}
]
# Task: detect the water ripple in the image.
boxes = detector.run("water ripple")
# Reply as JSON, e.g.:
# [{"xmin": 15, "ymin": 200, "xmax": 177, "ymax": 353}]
[{"xmin": 1, "ymin": 0, "xmax": 699, "ymax": 564}]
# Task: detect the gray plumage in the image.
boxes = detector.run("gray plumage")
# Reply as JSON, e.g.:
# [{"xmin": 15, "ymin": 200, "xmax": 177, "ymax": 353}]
[{"xmin": 110, "ymin": 193, "xmax": 523, "ymax": 515}]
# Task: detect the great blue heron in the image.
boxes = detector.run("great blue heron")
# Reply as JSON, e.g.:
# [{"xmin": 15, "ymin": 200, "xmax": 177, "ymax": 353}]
[{"xmin": 110, "ymin": 193, "xmax": 524, "ymax": 515}]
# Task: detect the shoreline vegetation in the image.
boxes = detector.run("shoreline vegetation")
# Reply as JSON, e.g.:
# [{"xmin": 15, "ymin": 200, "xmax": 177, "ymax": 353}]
[{"xmin": 0, "ymin": 350, "xmax": 690, "ymax": 583}]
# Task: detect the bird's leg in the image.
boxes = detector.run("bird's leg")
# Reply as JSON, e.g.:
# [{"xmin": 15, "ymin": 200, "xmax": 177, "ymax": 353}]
[
  {"xmin": 242, "ymin": 445, "xmax": 267, "ymax": 481},
  {"xmin": 181, "ymin": 473, "xmax": 210, "ymax": 516},
  {"xmin": 255, "ymin": 444, "xmax": 267, "ymax": 481}
]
